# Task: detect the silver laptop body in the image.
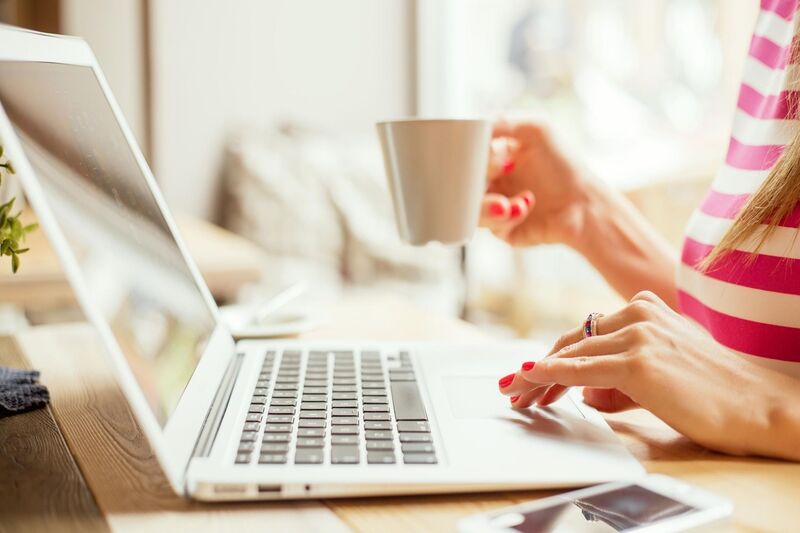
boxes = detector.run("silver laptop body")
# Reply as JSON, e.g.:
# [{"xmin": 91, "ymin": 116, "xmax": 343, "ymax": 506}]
[{"xmin": 0, "ymin": 26, "xmax": 643, "ymax": 500}]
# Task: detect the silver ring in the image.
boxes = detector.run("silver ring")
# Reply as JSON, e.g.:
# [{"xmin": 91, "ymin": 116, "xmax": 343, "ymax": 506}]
[{"xmin": 583, "ymin": 312, "xmax": 604, "ymax": 338}]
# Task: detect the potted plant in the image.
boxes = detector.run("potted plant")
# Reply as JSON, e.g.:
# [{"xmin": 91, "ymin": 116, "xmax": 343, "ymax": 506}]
[{"xmin": 0, "ymin": 144, "xmax": 36, "ymax": 272}]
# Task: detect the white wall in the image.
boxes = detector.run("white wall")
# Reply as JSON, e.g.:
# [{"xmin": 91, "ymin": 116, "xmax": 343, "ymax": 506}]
[
  {"xmin": 149, "ymin": 0, "xmax": 415, "ymax": 218},
  {"xmin": 61, "ymin": 0, "xmax": 148, "ymax": 152}
]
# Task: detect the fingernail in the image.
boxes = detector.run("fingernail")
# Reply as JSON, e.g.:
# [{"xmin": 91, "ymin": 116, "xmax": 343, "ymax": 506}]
[
  {"xmin": 522, "ymin": 194, "xmax": 532, "ymax": 207},
  {"xmin": 502, "ymin": 160, "xmax": 515, "ymax": 174},
  {"xmin": 510, "ymin": 395, "xmax": 520, "ymax": 403},
  {"xmin": 488, "ymin": 202, "xmax": 505, "ymax": 217},
  {"xmin": 510, "ymin": 204, "xmax": 522, "ymax": 218},
  {"xmin": 499, "ymin": 374, "xmax": 515, "ymax": 388},
  {"xmin": 521, "ymin": 361, "xmax": 535, "ymax": 371}
]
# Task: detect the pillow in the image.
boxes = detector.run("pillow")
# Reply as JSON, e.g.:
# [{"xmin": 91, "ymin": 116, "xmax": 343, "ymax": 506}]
[{"xmin": 221, "ymin": 126, "xmax": 463, "ymax": 314}]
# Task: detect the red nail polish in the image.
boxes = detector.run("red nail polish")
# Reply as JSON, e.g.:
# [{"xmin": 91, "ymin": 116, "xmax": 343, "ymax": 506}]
[
  {"xmin": 522, "ymin": 194, "xmax": 532, "ymax": 207},
  {"xmin": 510, "ymin": 204, "xmax": 521, "ymax": 218},
  {"xmin": 499, "ymin": 374, "xmax": 515, "ymax": 388},
  {"xmin": 488, "ymin": 202, "xmax": 505, "ymax": 217},
  {"xmin": 502, "ymin": 160, "xmax": 515, "ymax": 174},
  {"xmin": 510, "ymin": 395, "xmax": 520, "ymax": 403},
  {"xmin": 521, "ymin": 361, "xmax": 535, "ymax": 371}
]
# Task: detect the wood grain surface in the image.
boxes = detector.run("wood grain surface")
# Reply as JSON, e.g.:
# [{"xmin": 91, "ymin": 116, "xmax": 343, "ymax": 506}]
[
  {"xmin": 0, "ymin": 337, "xmax": 109, "ymax": 533},
  {"xmin": 11, "ymin": 296, "xmax": 800, "ymax": 532}
]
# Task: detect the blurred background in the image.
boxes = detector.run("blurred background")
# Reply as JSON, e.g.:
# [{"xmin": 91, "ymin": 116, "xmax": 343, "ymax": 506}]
[{"xmin": 0, "ymin": 0, "xmax": 759, "ymax": 342}]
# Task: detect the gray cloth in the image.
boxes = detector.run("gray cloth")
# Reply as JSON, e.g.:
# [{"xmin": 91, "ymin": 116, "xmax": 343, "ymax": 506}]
[{"xmin": 0, "ymin": 366, "xmax": 49, "ymax": 417}]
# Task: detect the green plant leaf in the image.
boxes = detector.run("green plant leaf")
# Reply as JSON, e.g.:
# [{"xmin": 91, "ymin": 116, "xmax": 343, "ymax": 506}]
[
  {"xmin": 23, "ymin": 223, "xmax": 38, "ymax": 233},
  {"xmin": 11, "ymin": 253, "xmax": 19, "ymax": 273}
]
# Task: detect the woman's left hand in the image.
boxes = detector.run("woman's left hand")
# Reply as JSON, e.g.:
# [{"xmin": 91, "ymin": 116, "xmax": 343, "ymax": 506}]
[{"xmin": 497, "ymin": 291, "xmax": 800, "ymax": 459}]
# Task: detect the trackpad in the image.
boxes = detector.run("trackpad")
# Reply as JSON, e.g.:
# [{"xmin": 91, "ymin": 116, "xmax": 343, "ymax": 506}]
[{"xmin": 442, "ymin": 375, "xmax": 583, "ymax": 419}]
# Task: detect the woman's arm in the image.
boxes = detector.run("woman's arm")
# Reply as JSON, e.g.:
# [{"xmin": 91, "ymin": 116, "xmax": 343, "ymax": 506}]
[
  {"xmin": 571, "ymin": 181, "xmax": 679, "ymax": 309},
  {"xmin": 480, "ymin": 122, "xmax": 678, "ymax": 308}
]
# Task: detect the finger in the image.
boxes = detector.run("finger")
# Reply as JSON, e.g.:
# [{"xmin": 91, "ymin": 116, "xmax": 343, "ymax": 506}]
[
  {"xmin": 499, "ymin": 369, "xmax": 540, "ymax": 397},
  {"xmin": 582, "ymin": 387, "xmax": 639, "ymax": 413},
  {"xmin": 546, "ymin": 331, "xmax": 630, "ymax": 362},
  {"xmin": 528, "ymin": 354, "xmax": 629, "ymax": 388},
  {"xmin": 535, "ymin": 384, "xmax": 568, "ymax": 407},
  {"xmin": 511, "ymin": 385, "xmax": 549, "ymax": 409},
  {"xmin": 507, "ymin": 194, "xmax": 530, "ymax": 223},
  {"xmin": 545, "ymin": 308, "xmax": 640, "ymax": 356},
  {"xmin": 488, "ymin": 134, "xmax": 521, "ymax": 181},
  {"xmin": 479, "ymin": 194, "xmax": 512, "ymax": 231}
]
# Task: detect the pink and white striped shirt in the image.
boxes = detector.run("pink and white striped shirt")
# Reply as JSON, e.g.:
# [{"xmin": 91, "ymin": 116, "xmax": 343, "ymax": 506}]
[{"xmin": 678, "ymin": 0, "xmax": 800, "ymax": 377}]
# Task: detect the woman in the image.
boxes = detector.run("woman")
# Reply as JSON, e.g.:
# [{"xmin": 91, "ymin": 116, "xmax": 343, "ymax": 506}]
[{"xmin": 487, "ymin": 0, "xmax": 800, "ymax": 461}]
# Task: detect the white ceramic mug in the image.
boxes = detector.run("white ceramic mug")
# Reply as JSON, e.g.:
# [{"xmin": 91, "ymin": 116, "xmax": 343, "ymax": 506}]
[{"xmin": 376, "ymin": 118, "xmax": 492, "ymax": 245}]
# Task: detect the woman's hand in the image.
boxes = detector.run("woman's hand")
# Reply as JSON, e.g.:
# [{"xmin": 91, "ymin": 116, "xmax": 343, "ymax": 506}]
[
  {"xmin": 480, "ymin": 122, "xmax": 592, "ymax": 247},
  {"xmin": 497, "ymin": 291, "xmax": 800, "ymax": 461}
]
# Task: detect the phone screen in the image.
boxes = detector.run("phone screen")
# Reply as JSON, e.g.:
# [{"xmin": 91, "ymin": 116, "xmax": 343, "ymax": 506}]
[{"xmin": 491, "ymin": 484, "xmax": 697, "ymax": 532}]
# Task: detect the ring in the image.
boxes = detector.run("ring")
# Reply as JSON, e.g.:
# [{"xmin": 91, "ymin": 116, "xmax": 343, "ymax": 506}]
[{"xmin": 582, "ymin": 312, "xmax": 604, "ymax": 338}]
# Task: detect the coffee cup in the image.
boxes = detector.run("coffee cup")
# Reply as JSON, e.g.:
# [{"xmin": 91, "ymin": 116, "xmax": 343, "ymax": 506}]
[{"xmin": 376, "ymin": 118, "xmax": 492, "ymax": 245}]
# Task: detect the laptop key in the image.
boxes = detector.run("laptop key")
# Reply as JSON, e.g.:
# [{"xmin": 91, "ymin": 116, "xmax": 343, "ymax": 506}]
[
  {"xmin": 259, "ymin": 454, "xmax": 287, "ymax": 464},
  {"xmin": 304, "ymin": 380, "xmax": 328, "ymax": 387},
  {"xmin": 331, "ymin": 446, "xmax": 359, "ymax": 464},
  {"xmin": 366, "ymin": 440, "xmax": 394, "ymax": 451},
  {"xmin": 364, "ymin": 421, "xmax": 392, "ymax": 430},
  {"xmin": 294, "ymin": 449, "xmax": 324, "ymax": 464},
  {"xmin": 300, "ymin": 411, "xmax": 326, "ymax": 419},
  {"xmin": 270, "ymin": 398, "xmax": 296, "ymax": 406},
  {"xmin": 296, "ymin": 438, "xmax": 324, "ymax": 448},
  {"xmin": 397, "ymin": 421, "xmax": 430, "ymax": 433},
  {"xmin": 332, "ymin": 408, "xmax": 358, "ymax": 417},
  {"xmin": 304, "ymin": 387, "xmax": 327, "ymax": 395},
  {"xmin": 390, "ymin": 382, "xmax": 427, "ymax": 421},
  {"xmin": 253, "ymin": 388, "xmax": 269, "ymax": 396},
  {"xmin": 240, "ymin": 432, "xmax": 258, "ymax": 442},
  {"xmin": 363, "ymin": 413, "xmax": 391, "ymax": 421},
  {"xmin": 238, "ymin": 442, "xmax": 256, "ymax": 453},
  {"xmin": 268, "ymin": 406, "xmax": 295, "ymax": 415},
  {"xmin": 363, "ymin": 405, "xmax": 389, "ymax": 413},
  {"xmin": 363, "ymin": 397, "xmax": 388, "ymax": 404},
  {"xmin": 302, "ymin": 394, "xmax": 327, "ymax": 403},
  {"xmin": 249, "ymin": 404, "xmax": 266, "ymax": 413},
  {"xmin": 246, "ymin": 413, "xmax": 262, "ymax": 423},
  {"xmin": 365, "ymin": 431, "xmax": 393, "ymax": 440},
  {"xmin": 331, "ymin": 426, "xmax": 358, "ymax": 435},
  {"xmin": 273, "ymin": 383, "xmax": 298, "ymax": 391},
  {"xmin": 264, "ymin": 424, "xmax": 292, "ymax": 433},
  {"xmin": 298, "ymin": 420, "xmax": 326, "ymax": 429},
  {"xmin": 235, "ymin": 453, "xmax": 251, "ymax": 464},
  {"xmin": 362, "ymin": 382, "xmax": 386, "ymax": 389},
  {"xmin": 256, "ymin": 380, "xmax": 270, "ymax": 388},
  {"xmin": 266, "ymin": 415, "xmax": 294, "ymax": 424},
  {"xmin": 362, "ymin": 389, "xmax": 387, "ymax": 396},
  {"xmin": 251, "ymin": 397, "xmax": 267, "ymax": 405},
  {"xmin": 332, "ymin": 392, "xmax": 357, "ymax": 400},
  {"xmin": 403, "ymin": 453, "xmax": 437, "ymax": 464},
  {"xmin": 399, "ymin": 433, "xmax": 432, "ymax": 443},
  {"xmin": 331, "ymin": 435, "xmax": 359, "ymax": 445},
  {"xmin": 300, "ymin": 402, "xmax": 328, "ymax": 411},
  {"xmin": 332, "ymin": 400, "xmax": 358, "ymax": 409},
  {"xmin": 367, "ymin": 451, "xmax": 396, "ymax": 464},
  {"xmin": 272, "ymin": 391, "xmax": 297, "ymax": 398},
  {"xmin": 333, "ymin": 386, "xmax": 357, "ymax": 393},
  {"xmin": 298, "ymin": 428, "xmax": 325, "ymax": 438},
  {"xmin": 331, "ymin": 417, "xmax": 359, "ymax": 426},
  {"xmin": 261, "ymin": 443, "xmax": 289, "ymax": 453},
  {"xmin": 243, "ymin": 422, "xmax": 260, "ymax": 432},
  {"xmin": 401, "ymin": 442, "xmax": 435, "ymax": 454},
  {"xmin": 263, "ymin": 433, "xmax": 291, "ymax": 443}
]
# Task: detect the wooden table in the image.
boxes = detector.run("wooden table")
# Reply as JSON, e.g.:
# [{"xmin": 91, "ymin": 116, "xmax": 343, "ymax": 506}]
[{"xmin": 2, "ymin": 296, "xmax": 799, "ymax": 532}]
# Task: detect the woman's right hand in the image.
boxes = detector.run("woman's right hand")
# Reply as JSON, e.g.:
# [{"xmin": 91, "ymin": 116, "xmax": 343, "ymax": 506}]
[{"xmin": 480, "ymin": 122, "xmax": 593, "ymax": 248}]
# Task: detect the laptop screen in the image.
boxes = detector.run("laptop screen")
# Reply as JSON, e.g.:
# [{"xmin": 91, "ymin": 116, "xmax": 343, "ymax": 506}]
[{"xmin": 0, "ymin": 61, "xmax": 218, "ymax": 426}]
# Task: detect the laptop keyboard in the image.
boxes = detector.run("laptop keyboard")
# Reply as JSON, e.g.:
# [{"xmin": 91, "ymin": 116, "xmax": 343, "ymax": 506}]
[{"xmin": 234, "ymin": 349, "xmax": 437, "ymax": 466}]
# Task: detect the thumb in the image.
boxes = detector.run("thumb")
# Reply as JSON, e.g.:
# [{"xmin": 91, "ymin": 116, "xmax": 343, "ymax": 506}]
[{"xmin": 582, "ymin": 387, "xmax": 638, "ymax": 413}]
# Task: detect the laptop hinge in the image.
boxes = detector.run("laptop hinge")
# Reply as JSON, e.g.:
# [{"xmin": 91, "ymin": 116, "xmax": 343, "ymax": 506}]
[{"xmin": 190, "ymin": 351, "xmax": 244, "ymax": 460}]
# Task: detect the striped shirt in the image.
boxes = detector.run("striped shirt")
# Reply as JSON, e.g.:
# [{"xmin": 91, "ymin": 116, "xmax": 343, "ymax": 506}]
[{"xmin": 678, "ymin": 0, "xmax": 800, "ymax": 378}]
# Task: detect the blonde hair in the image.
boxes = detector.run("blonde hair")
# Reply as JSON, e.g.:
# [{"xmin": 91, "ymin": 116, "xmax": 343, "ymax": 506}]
[{"xmin": 701, "ymin": 127, "xmax": 800, "ymax": 270}]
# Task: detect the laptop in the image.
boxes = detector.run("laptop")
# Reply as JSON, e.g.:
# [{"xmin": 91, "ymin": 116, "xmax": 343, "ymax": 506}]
[{"xmin": 0, "ymin": 26, "xmax": 643, "ymax": 500}]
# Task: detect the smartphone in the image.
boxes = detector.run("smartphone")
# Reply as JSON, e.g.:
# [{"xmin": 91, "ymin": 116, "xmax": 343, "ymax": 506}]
[{"xmin": 458, "ymin": 475, "xmax": 733, "ymax": 533}]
